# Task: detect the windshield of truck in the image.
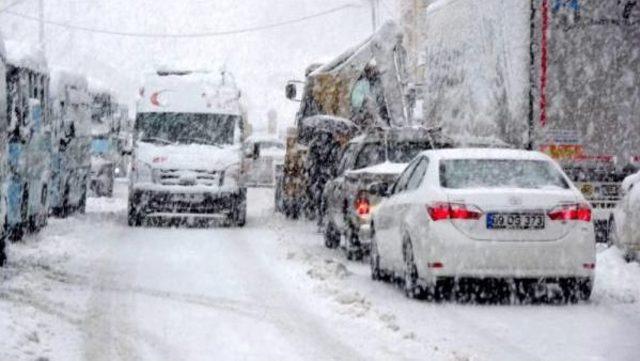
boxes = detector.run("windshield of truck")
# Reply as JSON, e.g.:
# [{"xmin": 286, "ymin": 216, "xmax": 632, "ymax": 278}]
[
  {"xmin": 440, "ymin": 159, "xmax": 570, "ymax": 189},
  {"xmin": 135, "ymin": 112, "xmax": 238, "ymax": 146},
  {"xmin": 91, "ymin": 137, "xmax": 110, "ymax": 156},
  {"xmin": 354, "ymin": 141, "xmax": 431, "ymax": 169}
]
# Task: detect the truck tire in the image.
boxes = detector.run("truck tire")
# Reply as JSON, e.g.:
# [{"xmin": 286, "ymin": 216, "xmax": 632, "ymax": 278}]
[
  {"xmin": 128, "ymin": 199, "xmax": 143, "ymax": 227},
  {"xmin": 78, "ymin": 187, "xmax": 87, "ymax": 214},
  {"xmin": 231, "ymin": 189, "xmax": 247, "ymax": 227},
  {"xmin": 0, "ymin": 224, "xmax": 6, "ymax": 266}
]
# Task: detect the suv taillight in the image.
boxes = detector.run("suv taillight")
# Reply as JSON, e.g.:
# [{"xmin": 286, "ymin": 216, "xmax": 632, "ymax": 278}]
[
  {"xmin": 548, "ymin": 203, "xmax": 592, "ymax": 222},
  {"xmin": 355, "ymin": 197, "xmax": 370, "ymax": 217},
  {"xmin": 427, "ymin": 203, "xmax": 482, "ymax": 221}
]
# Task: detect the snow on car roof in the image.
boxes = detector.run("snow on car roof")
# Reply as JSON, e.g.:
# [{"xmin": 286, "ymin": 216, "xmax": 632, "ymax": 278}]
[
  {"xmin": 4, "ymin": 40, "xmax": 47, "ymax": 73},
  {"xmin": 50, "ymin": 70, "xmax": 89, "ymax": 98},
  {"xmin": 347, "ymin": 161, "xmax": 408, "ymax": 176},
  {"xmin": 423, "ymin": 148, "xmax": 553, "ymax": 161}
]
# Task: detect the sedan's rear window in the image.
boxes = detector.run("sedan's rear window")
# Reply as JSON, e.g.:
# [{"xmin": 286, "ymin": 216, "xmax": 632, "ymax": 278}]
[{"xmin": 440, "ymin": 159, "xmax": 570, "ymax": 189}]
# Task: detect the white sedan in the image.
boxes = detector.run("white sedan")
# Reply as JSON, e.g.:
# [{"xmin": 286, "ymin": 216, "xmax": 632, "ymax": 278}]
[
  {"xmin": 614, "ymin": 171, "xmax": 640, "ymax": 262},
  {"xmin": 370, "ymin": 149, "xmax": 596, "ymax": 301}
]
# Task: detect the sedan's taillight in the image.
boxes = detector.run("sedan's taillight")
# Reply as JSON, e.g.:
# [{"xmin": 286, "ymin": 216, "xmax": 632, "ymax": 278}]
[
  {"xmin": 355, "ymin": 197, "xmax": 371, "ymax": 217},
  {"xmin": 427, "ymin": 202, "xmax": 482, "ymax": 221},
  {"xmin": 547, "ymin": 203, "xmax": 592, "ymax": 222}
]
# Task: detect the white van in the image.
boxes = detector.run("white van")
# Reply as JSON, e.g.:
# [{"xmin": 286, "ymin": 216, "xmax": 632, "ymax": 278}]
[{"xmin": 128, "ymin": 69, "xmax": 247, "ymax": 226}]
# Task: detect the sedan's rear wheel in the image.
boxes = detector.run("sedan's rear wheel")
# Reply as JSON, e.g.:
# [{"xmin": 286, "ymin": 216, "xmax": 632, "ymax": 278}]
[{"xmin": 403, "ymin": 239, "xmax": 425, "ymax": 299}]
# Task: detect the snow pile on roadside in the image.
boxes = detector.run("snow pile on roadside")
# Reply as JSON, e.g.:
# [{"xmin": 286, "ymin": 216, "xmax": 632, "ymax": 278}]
[{"xmin": 594, "ymin": 247, "xmax": 640, "ymax": 304}]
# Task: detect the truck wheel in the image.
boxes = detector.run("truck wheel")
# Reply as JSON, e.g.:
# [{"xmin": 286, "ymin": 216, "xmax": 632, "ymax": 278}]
[
  {"xmin": 231, "ymin": 189, "xmax": 247, "ymax": 227},
  {"xmin": 78, "ymin": 187, "xmax": 87, "ymax": 214},
  {"xmin": 562, "ymin": 278, "xmax": 593, "ymax": 303},
  {"xmin": 344, "ymin": 226, "xmax": 363, "ymax": 261},
  {"xmin": 128, "ymin": 199, "xmax": 143, "ymax": 227},
  {"xmin": 324, "ymin": 221, "xmax": 340, "ymax": 249},
  {"xmin": 0, "ymin": 226, "xmax": 6, "ymax": 266}
]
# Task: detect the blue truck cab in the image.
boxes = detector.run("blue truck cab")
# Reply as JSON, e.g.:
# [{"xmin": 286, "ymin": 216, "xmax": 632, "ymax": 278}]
[
  {"xmin": 49, "ymin": 71, "xmax": 92, "ymax": 216},
  {"xmin": 4, "ymin": 41, "xmax": 50, "ymax": 239}
]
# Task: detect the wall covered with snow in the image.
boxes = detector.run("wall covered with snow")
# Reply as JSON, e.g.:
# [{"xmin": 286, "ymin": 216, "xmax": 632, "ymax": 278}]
[{"xmin": 421, "ymin": 0, "xmax": 531, "ymax": 147}]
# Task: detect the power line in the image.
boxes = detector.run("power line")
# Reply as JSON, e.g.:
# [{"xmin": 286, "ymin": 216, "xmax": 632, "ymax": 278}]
[
  {"xmin": 0, "ymin": 0, "xmax": 30, "ymax": 13},
  {"xmin": 2, "ymin": 3, "xmax": 361, "ymax": 38}
]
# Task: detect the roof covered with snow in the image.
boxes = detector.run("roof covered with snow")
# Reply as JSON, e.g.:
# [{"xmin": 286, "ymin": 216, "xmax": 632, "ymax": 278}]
[
  {"xmin": 137, "ymin": 69, "xmax": 242, "ymax": 115},
  {"xmin": 421, "ymin": 148, "xmax": 554, "ymax": 161},
  {"xmin": 50, "ymin": 70, "xmax": 89, "ymax": 99},
  {"xmin": 87, "ymin": 77, "xmax": 116, "ymax": 96},
  {"xmin": 346, "ymin": 161, "xmax": 408, "ymax": 176},
  {"xmin": 3, "ymin": 40, "xmax": 47, "ymax": 73}
]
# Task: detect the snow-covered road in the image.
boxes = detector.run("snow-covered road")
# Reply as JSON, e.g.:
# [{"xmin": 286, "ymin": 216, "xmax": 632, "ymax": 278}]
[{"xmin": 1, "ymin": 182, "xmax": 639, "ymax": 361}]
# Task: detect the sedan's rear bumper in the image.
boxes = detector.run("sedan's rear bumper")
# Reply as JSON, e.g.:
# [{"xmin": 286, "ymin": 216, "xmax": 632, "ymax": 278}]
[{"xmin": 416, "ymin": 222, "xmax": 596, "ymax": 283}]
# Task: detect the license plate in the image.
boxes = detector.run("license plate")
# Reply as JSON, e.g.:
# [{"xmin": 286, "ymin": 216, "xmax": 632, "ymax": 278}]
[
  {"xmin": 173, "ymin": 194, "xmax": 204, "ymax": 203},
  {"xmin": 487, "ymin": 213, "xmax": 545, "ymax": 230}
]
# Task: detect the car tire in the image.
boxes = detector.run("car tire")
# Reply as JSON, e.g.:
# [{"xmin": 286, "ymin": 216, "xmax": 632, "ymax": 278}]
[
  {"xmin": 623, "ymin": 251, "xmax": 635, "ymax": 263},
  {"xmin": 230, "ymin": 189, "xmax": 247, "ymax": 227},
  {"xmin": 403, "ymin": 238, "xmax": 426, "ymax": 299},
  {"xmin": 344, "ymin": 225, "xmax": 363, "ymax": 261},
  {"xmin": 370, "ymin": 226, "xmax": 384, "ymax": 281},
  {"xmin": 324, "ymin": 221, "xmax": 340, "ymax": 249}
]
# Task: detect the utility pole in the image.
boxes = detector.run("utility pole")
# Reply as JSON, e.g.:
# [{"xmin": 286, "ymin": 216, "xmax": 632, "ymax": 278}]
[
  {"xmin": 370, "ymin": 0, "xmax": 379, "ymax": 33},
  {"xmin": 38, "ymin": 0, "xmax": 45, "ymax": 55}
]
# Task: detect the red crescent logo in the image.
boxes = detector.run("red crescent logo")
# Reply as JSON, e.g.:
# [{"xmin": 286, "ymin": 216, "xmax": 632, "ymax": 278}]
[{"xmin": 150, "ymin": 90, "xmax": 168, "ymax": 107}]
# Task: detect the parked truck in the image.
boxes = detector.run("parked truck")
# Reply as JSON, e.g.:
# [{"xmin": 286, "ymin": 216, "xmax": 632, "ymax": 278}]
[
  {"xmin": 0, "ymin": 33, "xmax": 7, "ymax": 264},
  {"xmin": 279, "ymin": 22, "xmax": 413, "ymax": 219},
  {"xmin": 89, "ymin": 82, "xmax": 118, "ymax": 197},
  {"xmin": 4, "ymin": 41, "xmax": 51, "ymax": 239},
  {"xmin": 49, "ymin": 71, "xmax": 92, "ymax": 216},
  {"xmin": 419, "ymin": 0, "xmax": 640, "ymax": 242}
]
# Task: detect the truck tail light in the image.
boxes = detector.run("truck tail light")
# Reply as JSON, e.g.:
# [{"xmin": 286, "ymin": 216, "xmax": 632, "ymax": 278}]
[
  {"xmin": 355, "ymin": 197, "xmax": 370, "ymax": 217},
  {"xmin": 548, "ymin": 203, "xmax": 591, "ymax": 222},
  {"xmin": 427, "ymin": 203, "xmax": 482, "ymax": 221}
]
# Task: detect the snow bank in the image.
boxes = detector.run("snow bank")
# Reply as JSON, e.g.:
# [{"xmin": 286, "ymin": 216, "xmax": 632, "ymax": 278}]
[
  {"xmin": 594, "ymin": 247, "xmax": 640, "ymax": 304},
  {"xmin": 3, "ymin": 40, "xmax": 47, "ymax": 73}
]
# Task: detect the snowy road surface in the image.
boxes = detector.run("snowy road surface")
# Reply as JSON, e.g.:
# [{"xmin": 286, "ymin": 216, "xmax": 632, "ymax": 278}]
[{"xmin": 2, "ymin": 182, "xmax": 640, "ymax": 361}]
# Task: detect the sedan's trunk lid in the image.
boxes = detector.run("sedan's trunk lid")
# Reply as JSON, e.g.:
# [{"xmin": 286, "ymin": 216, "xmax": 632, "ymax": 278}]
[{"xmin": 445, "ymin": 188, "xmax": 580, "ymax": 241}]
